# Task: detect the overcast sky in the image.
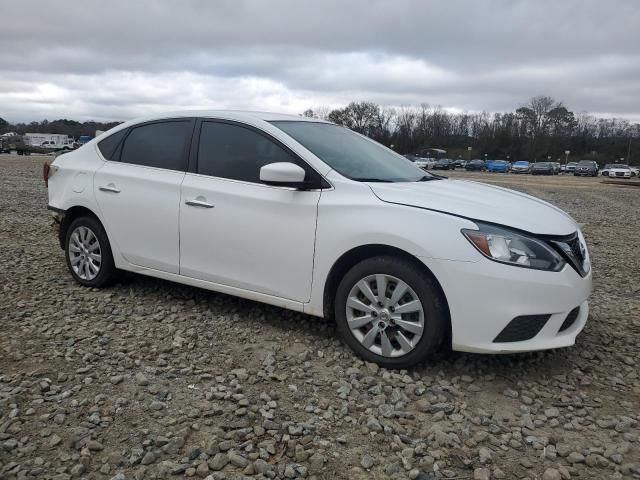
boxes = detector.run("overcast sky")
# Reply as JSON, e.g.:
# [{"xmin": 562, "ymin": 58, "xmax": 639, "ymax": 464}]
[{"xmin": 1, "ymin": 0, "xmax": 639, "ymax": 123}]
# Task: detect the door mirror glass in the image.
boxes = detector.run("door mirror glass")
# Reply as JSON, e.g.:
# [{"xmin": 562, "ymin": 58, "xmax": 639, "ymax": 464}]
[{"xmin": 260, "ymin": 162, "xmax": 308, "ymax": 188}]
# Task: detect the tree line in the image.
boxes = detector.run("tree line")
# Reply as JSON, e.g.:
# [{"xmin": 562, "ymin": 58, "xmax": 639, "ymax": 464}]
[
  {"xmin": 303, "ymin": 96, "xmax": 639, "ymax": 165},
  {"xmin": 1, "ymin": 95, "xmax": 638, "ymax": 164}
]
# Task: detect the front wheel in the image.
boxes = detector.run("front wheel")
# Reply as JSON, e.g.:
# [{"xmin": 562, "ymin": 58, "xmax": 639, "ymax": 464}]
[
  {"xmin": 65, "ymin": 216, "xmax": 118, "ymax": 287},
  {"xmin": 334, "ymin": 256, "xmax": 448, "ymax": 369}
]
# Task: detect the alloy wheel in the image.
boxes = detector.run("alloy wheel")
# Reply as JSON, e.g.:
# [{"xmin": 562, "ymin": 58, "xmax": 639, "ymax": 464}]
[
  {"xmin": 68, "ymin": 226, "xmax": 102, "ymax": 280},
  {"xmin": 346, "ymin": 274, "xmax": 425, "ymax": 358}
]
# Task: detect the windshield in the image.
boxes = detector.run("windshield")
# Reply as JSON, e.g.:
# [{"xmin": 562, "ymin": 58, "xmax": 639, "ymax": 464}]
[
  {"xmin": 271, "ymin": 121, "xmax": 430, "ymax": 182},
  {"xmin": 611, "ymin": 164, "xmax": 629, "ymax": 169},
  {"xmin": 514, "ymin": 161, "xmax": 528, "ymax": 166},
  {"xmin": 534, "ymin": 162, "xmax": 550, "ymax": 167},
  {"xmin": 577, "ymin": 161, "xmax": 594, "ymax": 166}
]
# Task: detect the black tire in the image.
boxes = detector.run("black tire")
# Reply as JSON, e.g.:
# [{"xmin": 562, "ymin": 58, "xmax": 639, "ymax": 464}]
[
  {"xmin": 65, "ymin": 215, "xmax": 118, "ymax": 288},
  {"xmin": 334, "ymin": 256, "xmax": 448, "ymax": 369}
]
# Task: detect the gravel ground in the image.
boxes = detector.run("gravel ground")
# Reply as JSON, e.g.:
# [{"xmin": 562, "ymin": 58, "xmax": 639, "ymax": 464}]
[{"xmin": 1, "ymin": 156, "xmax": 639, "ymax": 480}]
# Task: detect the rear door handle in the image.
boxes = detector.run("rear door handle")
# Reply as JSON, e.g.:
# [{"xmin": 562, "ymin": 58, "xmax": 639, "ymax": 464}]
[
  {"xmin": 99, "ymin": 184, "xmax": 120, "ymax": 193},
  {"xmin": 185, "ymin": 197, "xmax": 214, "ymax": 208}
]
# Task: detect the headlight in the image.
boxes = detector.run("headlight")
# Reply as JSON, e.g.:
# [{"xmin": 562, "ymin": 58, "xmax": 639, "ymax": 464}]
[{"xmin": 462, "ymin": 222, "xmax": 565, "ymax": 271}]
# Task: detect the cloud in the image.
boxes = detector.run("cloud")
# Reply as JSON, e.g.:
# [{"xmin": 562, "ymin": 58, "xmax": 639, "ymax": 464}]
[{"xmin": 1, "ymin": 0, "xmax": 639, "ymax": 122}]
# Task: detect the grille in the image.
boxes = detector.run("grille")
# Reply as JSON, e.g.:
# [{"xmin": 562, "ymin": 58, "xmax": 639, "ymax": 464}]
[
  {"xmin": 566, "ymin": 235, "xmax": 585, "ymax": 265},
  {"xmin": 559, "ymin": 307, "xmax": 580, "ymax": 332},
  {"xmin": 549, "ymin": 233, "xmax": 588, "ymax": 276},
  {"xmin": 615, "ymin": 172, "xmax": 624, "ymax": 177},
  {"xmin": 493, "ymin": 315, "xmax": 551, "ymax": 343}
]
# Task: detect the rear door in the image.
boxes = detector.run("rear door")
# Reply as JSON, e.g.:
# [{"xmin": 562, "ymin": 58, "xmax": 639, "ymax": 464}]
[{"xmin": 94, "ymin": 119, "xmax": 194, "ymax": 273}]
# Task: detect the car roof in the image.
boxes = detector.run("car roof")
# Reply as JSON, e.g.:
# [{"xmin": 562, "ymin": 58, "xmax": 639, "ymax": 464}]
[{"xmin": 124, "ymin": 110, "xmax": 331, "ymax": 124}]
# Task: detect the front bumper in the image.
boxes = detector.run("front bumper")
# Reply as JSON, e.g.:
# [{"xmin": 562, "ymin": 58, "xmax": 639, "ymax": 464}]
[{"xmin": 422, "ymin": 256, "xmax": 592, "ymax": 353}]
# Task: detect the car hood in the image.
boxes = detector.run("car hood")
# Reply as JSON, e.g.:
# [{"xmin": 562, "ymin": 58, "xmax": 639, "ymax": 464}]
[
  {"xmin": 368, "ymin": 179, "xmax": 577, "ymax": 236},
  {"xmin": 610, "ymin": 168, "xmax": 630, "ymax": 173}
]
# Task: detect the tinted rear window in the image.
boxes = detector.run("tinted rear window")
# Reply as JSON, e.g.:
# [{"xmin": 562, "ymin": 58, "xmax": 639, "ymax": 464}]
[
  {"xmin": 120, "ymin": 121, "xmax": 191, "ymax": 171},
  {"xmin": 97, "ymin": 129, "xmax": 127, "ymax": 160}
]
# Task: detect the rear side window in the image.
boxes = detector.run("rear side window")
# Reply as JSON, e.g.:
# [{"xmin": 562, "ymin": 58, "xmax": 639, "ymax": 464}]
[
  {"xmin": 120, "ymin": 121, "xmax": 192, "ymax": 171},
  {"xmin": 197, "ymin": 122, "xmax": 303, "ymax": 183},
  {"xmin": 97, "ymin": 129, "xmax": 127, "ymax": 160}
]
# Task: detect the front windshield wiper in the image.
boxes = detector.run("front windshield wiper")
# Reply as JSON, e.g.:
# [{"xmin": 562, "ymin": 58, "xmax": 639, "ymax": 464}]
[{"xmin": 417, "ymin": 175, "xmax": 442, "ymax": 181}]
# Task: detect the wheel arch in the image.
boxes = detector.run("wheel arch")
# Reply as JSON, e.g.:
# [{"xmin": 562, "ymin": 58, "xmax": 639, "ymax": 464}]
[
  {"xmin": 57, "ymin": 205, "xmax": 103, "ymax": 249},
  {"xmin": 322, "ymin": 244, "xmax": 451, "ymax": 342}
]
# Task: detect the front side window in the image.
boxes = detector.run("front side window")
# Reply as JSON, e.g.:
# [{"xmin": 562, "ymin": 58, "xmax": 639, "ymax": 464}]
[
  {"xmin": 119, "ymin": 121, "xmax": 191, "ymax": 171},
  {"xmin": 271, "ymin": 121, "xmax": 429, "ymax": 182},
  {"xmin": 197, "ymin": 121, "xmax": 302, "ymax": 183}
]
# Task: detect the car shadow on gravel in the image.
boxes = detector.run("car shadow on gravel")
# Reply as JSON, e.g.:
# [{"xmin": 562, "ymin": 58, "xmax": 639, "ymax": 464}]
[{"xmin": 115, "ymin": 272, "xmax": 576, "ymax": 378}]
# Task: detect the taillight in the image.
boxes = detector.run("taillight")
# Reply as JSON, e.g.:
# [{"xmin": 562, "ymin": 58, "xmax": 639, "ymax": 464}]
[{"xmin": 43, "ymin": 162, "xmax": 50, "ymax": 187}]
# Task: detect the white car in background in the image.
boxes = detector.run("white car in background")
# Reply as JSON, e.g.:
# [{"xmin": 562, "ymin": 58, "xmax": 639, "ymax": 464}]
[
  {"xmin": 403, "ymin": 154, "xmax": 429, "ymax": 169},
  {"xmin": 603, "ymin": 164, "xmax": 633, "ymax": 179},
  {"xmin": 45, "ymin": 111, "xmax": 592, "ymax": 368}
]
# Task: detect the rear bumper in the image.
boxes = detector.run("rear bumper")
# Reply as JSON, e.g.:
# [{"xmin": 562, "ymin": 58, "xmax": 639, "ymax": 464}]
[
  {"xmin": 47, "ymin": 205, "xmax": 66, "ymax": 248},
  {"xmin": 421, "ymin": 256, "xmax": 592, "ymax": 354}
]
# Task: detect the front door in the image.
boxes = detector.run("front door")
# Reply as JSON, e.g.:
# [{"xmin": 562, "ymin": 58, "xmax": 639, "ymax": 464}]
[{"xmin": 179, "ymin": 120, "xmax": 322, "ymax": 302}]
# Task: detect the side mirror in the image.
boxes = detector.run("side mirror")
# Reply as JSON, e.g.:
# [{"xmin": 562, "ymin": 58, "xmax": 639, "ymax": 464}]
[{"xmin": 260, "ymin": 162, "xmax": 308, "ymax": 189}]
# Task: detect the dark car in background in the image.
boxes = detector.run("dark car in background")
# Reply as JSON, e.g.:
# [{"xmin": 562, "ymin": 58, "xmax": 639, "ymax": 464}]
[
  {"xmin": 454, "ymin": 159, "xmax": 467, "ymax": 169},
  {"xmin": 574, "ymin": 160, "xmax": 598, "ymax": 177},
  {"xmin": 531, "ymin": 162, "xmax": 555, "ymax": 175},
  {"xmin": 465, "ymin": 159, "xmax": 486, "ymax": 171},
  {"xmin": 433, "ymin": 159, "xmax": 453, "ymax": 170}
]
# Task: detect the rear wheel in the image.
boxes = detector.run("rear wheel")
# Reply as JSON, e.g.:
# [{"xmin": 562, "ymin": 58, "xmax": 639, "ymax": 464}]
[
  {"xmin": 334, "ymin": 256, "xmax": 447, "ymax": 369},
  {"xmin": 65, "ymin": 216, "xmax": 117, "ymax": 287}
]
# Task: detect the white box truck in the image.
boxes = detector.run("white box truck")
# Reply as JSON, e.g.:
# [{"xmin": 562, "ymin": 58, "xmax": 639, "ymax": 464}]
[{"xmin": 24, "ymin": 133, "xmax": 75, "ymax": 150}]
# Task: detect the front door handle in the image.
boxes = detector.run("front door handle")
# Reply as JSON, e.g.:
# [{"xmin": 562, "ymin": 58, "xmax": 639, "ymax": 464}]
[
  {"xmin": 185, "ymin": 197, "xmax": 214, "ymax": 208},
  {"xmin": 99, "ymin": 184, "xmax": 120, "ymax": 193}
]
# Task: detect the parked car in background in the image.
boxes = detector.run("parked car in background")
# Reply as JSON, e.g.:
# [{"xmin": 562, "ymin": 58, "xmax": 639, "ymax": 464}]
[
  {"xmin": 574, "ymin": 160, "xmax": 598, "ymax": 177},
  {"xmin": 433, "ymin": 158, "xmax": 453, "ymax": 170},
  {"xmin": 465, "ymin": 159, "xmax": 486, "ymax": 171},
  {"xmin": 486, "ymin": 160, "xmax": 510, "ymax": 173},
  {"xmin": 551, "ymin": 162, "xmax": 561, "ymax": 175},
  {"xmin": 511, "ymin": 161, "xmax": 530, "ymax": 174},
  {"xmin": 45, "ymin": 110, "xmax": 592, "ymax": 368},
  {"xmin": 403, "ymin": 154, "xmax": 429, "ymax": 169},
  {"xmin": 565, "ymin": 162, "xmax": 578, "ymax": 174},
  {"xmin": 631, "ymin": 166, "xmax": 639, "ymax": 177},
  {"xmin": 603, "ymin": 164, "xmax": 633, "ymax": 179},
  {"xmin": 601, "ymin": 164, "xmax": 614, "ymax": 176},
  {"xmin": 454, "ymin": 159, "xmax": 467, "ymax": 169},
  {"xmin": 531, "ymin": 162, "xmax": 555, "ymax": 175}
]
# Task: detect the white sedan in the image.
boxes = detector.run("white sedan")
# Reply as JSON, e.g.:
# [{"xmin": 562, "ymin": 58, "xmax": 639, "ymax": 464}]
[
  {"xmin": 603, "ymin": 164, "xmax": 633, "ymax": 179},
  {"xmin": 46, "ymin": 111, "xmax": 592, "ymax": 368}
]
